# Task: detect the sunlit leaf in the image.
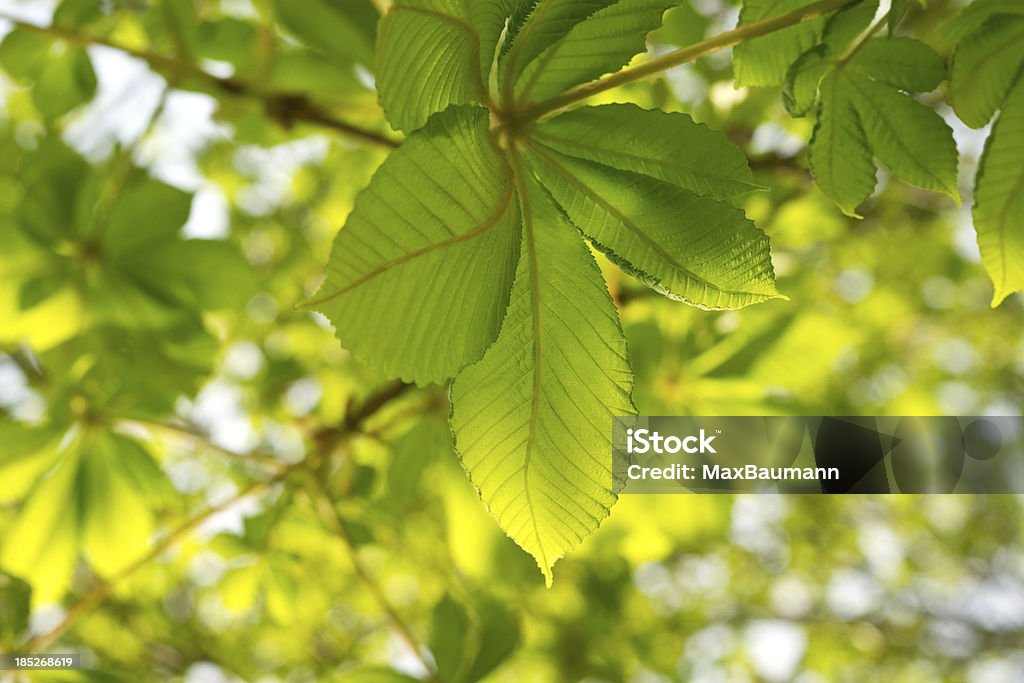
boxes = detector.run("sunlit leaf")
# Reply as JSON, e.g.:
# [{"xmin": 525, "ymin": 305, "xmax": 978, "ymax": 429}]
[
  {"xmin": 974, "ymin": 77, "xmax": 1024, "ymax": 306},
  {"xmin": 504, "ymin": 0, "xmax": 675, "ymax": 105},
  {"xmin": 450, "ymin": 172, "xmax": 634, "ymax": 583},
  {"xmin": 309, "ymin": 106, "xmax": 520, "ymax": 385},
  {"xmin": 526, "ymin": 145, "xmax": 783, "ymax": 309},
  {"xmin": 531, "ymin": 103, "xmax": 759, "ymax": 199}
]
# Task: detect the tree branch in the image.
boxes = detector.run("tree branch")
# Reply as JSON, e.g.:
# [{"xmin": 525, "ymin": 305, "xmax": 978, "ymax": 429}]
[
  {"xmin": 121, "ymin": 419, "xmax": 288, "ymax": 471},
  {"xmin": 19, "ymin": 472, "xmax": 284, "ymax": 653},
  {"xmin": 307, "ymin": 476, "xmax": 439, "ymax": 681},
  {"xmin": 0, "ymin": 13, "xmax": 401, "ymax": 150},
  {"xmin": 17, "ymin": 381, "xmax": 416, "ymax": 653},
  {"xmin": 518, "ymin": 0, "xmax": 861, "ymax": 122}
]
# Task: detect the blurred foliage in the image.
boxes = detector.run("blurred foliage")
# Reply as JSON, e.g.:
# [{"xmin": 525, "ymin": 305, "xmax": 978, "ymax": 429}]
[{"xmin": 0, "ymin": 0, "xmax": 1022, "ymax": 682}]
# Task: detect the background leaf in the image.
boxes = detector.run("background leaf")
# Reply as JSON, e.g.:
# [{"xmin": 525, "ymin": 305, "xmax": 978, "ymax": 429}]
[
  {"xmin": 0, "ymin": 571, "xmax": 31, "ymax": 646},
  {"xmin": 271, "ymin": 0, "xmax": 379, "ymax": 67},
  {"xmin": 0, "ymin": 29, "xmax": 96, "ymax": 118}
]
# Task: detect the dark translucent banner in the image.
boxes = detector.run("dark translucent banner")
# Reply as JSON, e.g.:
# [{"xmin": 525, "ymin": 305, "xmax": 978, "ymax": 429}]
[{"xmin": 612, "ymin": 417, "xmax": 1023, "ymax": 494}]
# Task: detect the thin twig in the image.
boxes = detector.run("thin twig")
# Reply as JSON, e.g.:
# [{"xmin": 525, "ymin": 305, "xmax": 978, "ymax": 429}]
[
  {"xmin": 83, "ymin": 84, "xmax": 172, "ymax": 240},
  {"xmin": 516, "ymin": 0, "xmax": 861, "ymax": 121},
  {"xmin": 307, "ymin": 476, "xmax": 438, "ymax": 681},
  {"xmin": 121, "ymin": 419, "xmax": 288, "ymax": 471},
  {"xmin": 17, "ymin": 382, "xmax": 416, "ymax": 653},
  {"xmin": 19, "ymin": 472, "xmax": 285, "ymax": 653},
  {"xmin": 0, "ymin": 13, "xmax": 400, "ymax": 149}
]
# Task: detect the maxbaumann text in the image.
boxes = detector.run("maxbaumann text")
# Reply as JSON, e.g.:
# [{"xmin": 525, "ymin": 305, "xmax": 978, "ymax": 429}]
[{"xmin": 626, "ymin": 428, "xmax": 717, "ymax": 454}]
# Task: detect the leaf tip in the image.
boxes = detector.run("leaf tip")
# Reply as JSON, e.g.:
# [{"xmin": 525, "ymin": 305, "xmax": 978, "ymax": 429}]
[
  {"xmin": 990, "ymin": 287, "xmax": 1017, "ymax": 308},
  {"xmin": 539, "ymin": 561, "xmax": 554, "ymax": 588}
]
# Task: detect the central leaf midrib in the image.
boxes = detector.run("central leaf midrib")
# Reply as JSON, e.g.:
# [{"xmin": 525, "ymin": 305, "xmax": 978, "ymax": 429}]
[{"xmin": 508, "ymin": 149, "xmax": 549, "ymax": 573}]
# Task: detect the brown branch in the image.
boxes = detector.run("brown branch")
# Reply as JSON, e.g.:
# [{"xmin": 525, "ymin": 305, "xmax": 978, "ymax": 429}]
[{"xmin": 0, "ymin": 13, "xmax": 400, "ymax": 150}]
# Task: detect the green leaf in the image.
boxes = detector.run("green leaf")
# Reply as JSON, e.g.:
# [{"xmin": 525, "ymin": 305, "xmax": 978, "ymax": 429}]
[
  {"xmin": 0, "ymin": 448, "xmax": 80, "ymax": 603},
  {"xmin": 942, "ymin": 0, "xmax": 1024, "ymax": 43},
  {"xmin": 271, "ymin": 0, "xmax": 379, "ymax": 66},
  {"xmin": 335, "ymin": 669, "xmax": 422, "ymax": 683},
  {"xmin": 387, "ymin": 419, "xmax": 448, "ymax": 510},
  {"xmin": 505, "ymin": 0, "xmax": 675, "ymax": 105},
  {"xmin": 53, "ymin": 0, "xmax": 107, "ymax": 27},
  {"xmin": 12, "ymin": 141, "xmax": 89, "ymax": 246},
  {"xmin": 309, "ymin": 106, "xmax": 520, "ymax": 385},
  {"xmin": 822, "ymin": 0, "xmax": 879, "ymax": 53},
  {"xmin": 428, "ymin": 592, "xmax": 520, "ymax": 681},
  {"xmin": 377, "ymin": 0, "xmax": 516, "ymax": 132},
  {"xmin": 847, "ymin": 37, "xmax": 946, "ymax": 93},
  {"xmin": 79, "ymin": 434, "xmax": 156, "ymax": 576},
  {"xmin": 0, "ymin": 423, "xmax": 62, "ymax": 503},
  {"xmin": 103, "ymin": 177, "xmax": 193, "ymax": 253},
  {"xmin": 974, "ymin": 76, "xmax": 1024, "ymax": 306},
  {"xmin": 734, "ymin": 0, "xmax": 827, "ymax": 87},
  {"xmin": 950, "ymin": 17, "xmax": 1024, "ymax": 128},
  {"xmin": 808, "ymin": 74, "xmax": 877, "ymax": 216},
  {"xmin": 1, "ymin": 430, "xmax": 167, "ymax": 598},
  {"xmin": 784, "ymin": 44, "xmax": 831, "ymax": 118},
  {"xmin": 530, "ymin": 103, "xmax": 759, "ymax": 199},
  {"xmin": 430, "ymin": 595, "xmax": 470, "ymax": 681},
  {"xmin": 0, "ymin": 571, "xmax": 31, "ymax": 646},
  {"xmin": 845, "ymin": 71, "xmax": 959, "ymax": 200},
  {"xmin": 464, "ymin": 604, "xmax": 521, "ymax": 681},
  {"xmin": 526, "ymin": 145, "xmax": 783, "ymax": 309},
  {"xmin": 19, "ymin": 270, "xmax": 69, "ymax": 310},
  {"xmin": 888, "ymin": 0, "xmax": 910, "ymax": 34},
  {"xmin": 0, "ymin": 29, "xmax": 96, "ymax": 118},
  {"xmin": 449, "ymin": 171, "xmax": 634, "ymax": 584},
  {"xmin": 90, "ymin": 177, "xmax": 257, "ymax": 329},
  {"xmin": 500, "ymin": 0, "xmax": 617, "ymax": 89},
  {"xmin": 807, "ymin": 61, "xmax": 959, "ymax": 215}
]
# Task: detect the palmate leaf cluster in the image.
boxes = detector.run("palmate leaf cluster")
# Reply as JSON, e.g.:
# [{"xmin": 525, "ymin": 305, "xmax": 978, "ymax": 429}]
[
  {"xmin": 776, "ymin": 0, "xmax": 960, "ymax": 217},
  {"xmin": 0, "ymin": 0, "xmax": 1022, "ymax": 680},
  {"xmin": 1, "ymin": 138, "xmax": 253, "ymax": 600},
  {"xmin": 311, "ymin": 0, "xmax": 782, "ymax": 581},
  {"xmin": 738, "ymin": 0, "xmax": 1024, "ymax": 305}
]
